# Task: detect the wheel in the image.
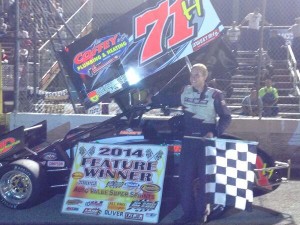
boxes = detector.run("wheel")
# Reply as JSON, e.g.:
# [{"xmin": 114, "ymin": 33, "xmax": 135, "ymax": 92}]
[{"xmin": 0, "ymin": 159, "xmax": 46, "ymax": 209}]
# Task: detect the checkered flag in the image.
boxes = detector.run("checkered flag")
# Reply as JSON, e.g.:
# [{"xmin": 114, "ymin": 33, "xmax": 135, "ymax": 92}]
[{"xmin": 205, "ymin": 138, "xmax": 258, "ymax": 210}]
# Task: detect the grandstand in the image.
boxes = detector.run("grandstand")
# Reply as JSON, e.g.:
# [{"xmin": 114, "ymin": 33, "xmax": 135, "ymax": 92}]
[{"xmin": 228, "ymin": 49, "xmax": 300, "ymax": 118}]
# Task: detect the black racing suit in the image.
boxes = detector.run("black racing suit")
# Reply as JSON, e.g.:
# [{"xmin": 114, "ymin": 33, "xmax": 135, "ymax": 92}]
[
  {"xmin": 180, "ymin": 84, "xmax": 231, "ymax": 220},
  {"xmin": 154, "ymin": 84, "xmax": 231, "ymax": 219}
]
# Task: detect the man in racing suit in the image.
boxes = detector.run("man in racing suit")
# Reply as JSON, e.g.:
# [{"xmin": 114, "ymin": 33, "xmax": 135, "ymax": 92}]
[{"xmin": 174, "ymin": 64, "xmax": 232, "ymax": 224}]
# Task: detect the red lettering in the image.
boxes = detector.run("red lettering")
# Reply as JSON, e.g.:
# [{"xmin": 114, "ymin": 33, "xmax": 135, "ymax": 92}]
[
  {"xmin": 134, "ymin": 0, "xmax": 200, "ymax": 64},
  {"xmin": 168, "ymin": 0, "xmax": 195, "ymax": 48},
  {"xmin": 134, "ymin": 1, "xmax": 169, "ymax": 63},
  {"xmin": 73, "ymin": 35, "xmax": 119, "ymax": 64}
]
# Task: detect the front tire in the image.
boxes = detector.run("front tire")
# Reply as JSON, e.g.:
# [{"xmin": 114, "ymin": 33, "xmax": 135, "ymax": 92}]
[{"xmin": 0, "ymin": 159, "xmax": 46, "ymax": 209}]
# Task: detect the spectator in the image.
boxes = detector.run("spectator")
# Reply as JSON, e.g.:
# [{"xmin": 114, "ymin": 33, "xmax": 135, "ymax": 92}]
[
  {"xmin": 19, "ymin": 28, "xmax": 33, "ymax": 50},
  {"xmin": 240, "ymin": 8, "xmax": 271, "ymax": 51},
  {"xmin": 267, "ymin": 30, "xmax": 287, "ymax": 60},
  {"xmin": 288, "ymin": 17, "xmax": 300, "ymax": 65},
  {"xmin": 241, "ymin": 87, "xmax": 263, "ymax": 116},
  {"xmin": 1, "ymin": 49, "xmax": 8, "ymax": 64},
  {"xmin": 0, "ymin": 17, "xmax": 8, "ymax": 37},
  {"xmin": 56, "ymin": 3, "xmax": 64, "ymax": 19},
  {"xmin": 226, "ymin": 21, "xmax": 241, "ymax": 54},
  {"xmin": 259, "ymin": 77, "xmax": 279, "ymax": 117},
  {"xmin": 19, "ymin": 48, "xmax": 29, "ymax": 62}
]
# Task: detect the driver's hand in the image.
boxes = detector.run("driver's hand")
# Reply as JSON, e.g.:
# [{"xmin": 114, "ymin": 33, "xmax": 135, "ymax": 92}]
[{"xmin": 204, "ymin": 132, "xmax": 214, "ymax": 138}]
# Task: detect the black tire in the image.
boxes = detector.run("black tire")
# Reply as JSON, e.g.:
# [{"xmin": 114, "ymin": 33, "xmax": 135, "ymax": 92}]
[{"xmin": 0, "ymin": 159, "xmax": 46, "ymax": 209}]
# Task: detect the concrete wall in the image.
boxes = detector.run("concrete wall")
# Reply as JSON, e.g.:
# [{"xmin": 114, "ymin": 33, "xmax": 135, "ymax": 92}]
[{"xmin": 7, "ymin": 113, "xmax": 300, "ymax": 169}]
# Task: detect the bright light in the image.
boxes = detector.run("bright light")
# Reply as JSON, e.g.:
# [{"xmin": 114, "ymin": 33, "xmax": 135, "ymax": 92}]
[{"xmin": 125, "ymin": 67, "xmax": 141, "ymax": 86}]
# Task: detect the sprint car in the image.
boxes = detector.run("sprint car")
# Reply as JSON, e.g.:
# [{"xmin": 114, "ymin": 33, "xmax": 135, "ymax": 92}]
[{"xmin": 0, "ymin": 104, "xmax": 290, "ymax": 218}]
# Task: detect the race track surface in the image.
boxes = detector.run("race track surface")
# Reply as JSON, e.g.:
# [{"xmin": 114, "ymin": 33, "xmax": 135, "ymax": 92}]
[{"xmin": 0, "ymin": 179, "xmax": 299, "ymax": 225}]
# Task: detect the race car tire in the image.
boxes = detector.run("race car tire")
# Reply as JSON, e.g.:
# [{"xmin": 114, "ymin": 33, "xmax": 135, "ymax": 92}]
[{"xmin": 0, "ymin": 159, "xmax": 46, "ymax": 209}]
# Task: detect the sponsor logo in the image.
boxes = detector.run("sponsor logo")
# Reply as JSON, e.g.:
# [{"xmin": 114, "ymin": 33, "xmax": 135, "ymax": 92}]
[
  {"xmin": 73, "ymin": 33, "xmax": 129, "ymax": 78},
  {"xmin": 78, "ymin": 180, "xmax": 97, "ymax": 187},
  {"xmin": 87, "ymin": 91, "xmax": 100, "ymax": 103},
  {"xmin": 124, "ymin": 181, "xmax": 139, "ymax": 189},
  {"xmin": 106, "ymin": 181, "xmax": 124, "ymax": 188},
  {"xmin": 128, "ymin": 200, "xmax": 158, "ymax": 212},
  {"xmin": 119, "ymin": 130, "xmax": 142, "ymax": 135},
  {"xmin": 47, "ymin": 161, "xmax": 65, "ymax": 167},
  {"xmin": 104, "ymin": 210, "xmax": 124, "ymax": 217},
  {"xmin": 83, "ymin": 208, "xmax": 101, "ymax": 216},
  {"xmin": 72, "ymin": 172, "xmax": 84, "ymax": 179},
  {"xmin": 0, "ymin": 137, "xmax": 20, "ymax": 154},
  {"xmin": 85, "ymin": 201, "xmax": 103, "ymax": 207},
  {"xmin": 107, "ymin": 202, "xmax": 126, "ymax": 212},
  {"xmin": 141, "ymin": 184, "xmax": 160, "ymax": 193},
  {"xmin": 146, "ymin": 213, "xmax": 157, "ymax": 217},
  {"xmin": 66, "ymin": 207, "xmax": 79, "ymax": 211},
  {"xmin": 125, "ymin": 212, "xmax": 143, "ymax": 221},
  {"xmin": 66, "ymin": 199, "xmax": 83, "ymax": 205},
  {"xmin": 42, "ymin": 152, "xmax": 57, "ymax": 160}
]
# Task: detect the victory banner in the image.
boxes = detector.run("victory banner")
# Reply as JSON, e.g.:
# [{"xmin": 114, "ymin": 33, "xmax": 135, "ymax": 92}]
[
  {"xmin": 59, "ymin": 0, "xmax": 224, "ymax": 108},
  {"xmin": 62, "ymin": 142, "xmax": 168, "ymax": 223}
]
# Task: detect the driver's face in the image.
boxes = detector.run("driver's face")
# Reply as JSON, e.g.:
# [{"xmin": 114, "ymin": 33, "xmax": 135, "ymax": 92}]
[{"xmin": 190, "ymin": 67, "xmax": 207, "ymax": 89}]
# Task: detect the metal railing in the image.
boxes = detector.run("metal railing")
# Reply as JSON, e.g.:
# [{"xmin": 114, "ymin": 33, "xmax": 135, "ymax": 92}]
[
  {"xmin": 287, "ymin": 44, "xmax": 300, "ymax": 112},
  {"xmin": 37, "ymin": 0, "xmax": 93, "ymax": 90}
]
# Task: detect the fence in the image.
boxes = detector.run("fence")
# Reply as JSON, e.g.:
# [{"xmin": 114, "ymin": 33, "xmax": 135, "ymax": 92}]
[{"xmin": 1, "ymin": 0, "xmax": 300, "ymax": 118}]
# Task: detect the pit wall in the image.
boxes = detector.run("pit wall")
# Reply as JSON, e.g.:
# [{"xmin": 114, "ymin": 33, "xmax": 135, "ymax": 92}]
[{"xmin": 7, "ymin": 113, "xmax": 300, "ymax": 169}]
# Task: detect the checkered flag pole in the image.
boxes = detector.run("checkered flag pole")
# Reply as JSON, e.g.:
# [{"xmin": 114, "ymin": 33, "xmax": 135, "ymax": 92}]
[{"xmin": 205, "ymin": 138, "xmax": 258, "ymax": 211}]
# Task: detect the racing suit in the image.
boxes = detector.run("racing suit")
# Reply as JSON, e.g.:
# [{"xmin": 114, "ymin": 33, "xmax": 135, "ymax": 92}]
[{"xmin": 179, "ymin": 84, "xmax": 231, "ymax": 220}]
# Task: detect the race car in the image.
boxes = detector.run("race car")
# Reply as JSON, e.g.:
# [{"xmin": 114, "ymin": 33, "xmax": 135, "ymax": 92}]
[{"xmin": 0, "ymin": 104, "xmax": 290, "ymax": 215}]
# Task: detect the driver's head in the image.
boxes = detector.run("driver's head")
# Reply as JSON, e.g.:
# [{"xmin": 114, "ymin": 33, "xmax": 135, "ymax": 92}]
[{"xmin": 190, "ymin": 64, "xmax": 208, "ymax": 90}]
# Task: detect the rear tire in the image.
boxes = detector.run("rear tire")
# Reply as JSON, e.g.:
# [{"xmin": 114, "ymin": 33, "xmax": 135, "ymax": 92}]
[{"xmin": 0, "ymin": 159, "xmax": 46, "ymax": 209}]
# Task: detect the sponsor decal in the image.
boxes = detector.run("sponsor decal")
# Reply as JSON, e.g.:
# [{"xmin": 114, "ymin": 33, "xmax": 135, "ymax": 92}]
[
  {"xmin": 78, "ymin": 180, "xmax": 97, "ymax": 187},
  {"xmin": 47, "ymin": 161, "xmax": 65, "ymax": 167},
  {"xmin": 128, "ymin": 200, "xmax": 158, "ymax": 212},
  {"xmin": 119, "ymin": 130, "xmax": 142, "ymax": 135},
  {"xmin": 104, "ymin": 210, "xmax": 124, "ymax": 217},
  {"xmin": 83, "ymin": 208, "xmax": 102, "ymax": 216},
  {"xmin": 192, "ymin": 28, "xmax": 220, "ymax": 52},
  {"xmin": 85, "ymin": 201, "xmax": 103, "ymax": 207},
  {"xmin": 107, "ymin": 202, "xmax": 126, "ymax": 212},
  {"xmin": 256, "ymin": 155, "xmax": 273, "ymax": 190},
  {"xmin": 124, "ymin": 212, "xmax": 143, "ymax": 221},
  {"xmin": 72, "ymin": 172, "xmax": 84, "ymax": 179},
  {"xmin": 105, "ymin": 181, "xmax": 124, "ymax": 188},
  {"xmin": 42, "ymin": 152, "xmax": 58, "ymax": 161},
  {"xmin": 141, "ymin": 184, "xmax": 161, "ymax": 193},
  {"xmin": 86, "ymin": 74, "xmax": 127, "ymax": 103},
  {"xmin": 66, "ymin": 207, "xmax": 79, "ymax": 211},
  {"xmin": 66, "ymin": 199, "xmax": 83, "ymax": 205},
  {"xmin": 146, "ymin": 213, "xmax": 157, "ymax": 217},
  {"xmin": 73, "ymin": 33, "xmax": 129, "ymax": 77},
  {"xmin": 87, "ymin": 91, "xmax": 100, "ymax": 103},
  {"xmin": 124, "ymin": 181, "xmax": 140, "ymax": 189},
  {"xmin": 0, "ymin": 137, "xmax": 20, "ymax": 154}
]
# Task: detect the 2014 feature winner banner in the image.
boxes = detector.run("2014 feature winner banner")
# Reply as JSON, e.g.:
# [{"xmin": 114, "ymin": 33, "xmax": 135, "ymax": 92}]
[{"xmin": 62, "ymin": 142, "xmax": 168, "ymax": 223}]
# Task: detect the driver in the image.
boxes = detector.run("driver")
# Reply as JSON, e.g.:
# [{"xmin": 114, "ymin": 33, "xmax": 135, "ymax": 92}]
[{"xmin": 153, "ymin": 63, "xmax": 231, "ymax": 224}]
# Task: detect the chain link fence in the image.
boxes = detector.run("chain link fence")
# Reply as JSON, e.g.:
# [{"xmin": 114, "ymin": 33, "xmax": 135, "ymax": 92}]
[
  {"xmin": 211, "ymin": 0, "xmax": 300, "ymax": 119},
  {"xmin": 1, "ymin": 0, "xmax": 93, "ymax": 114},
  {"xmin": 1, "ymin": 0, "xmax": 300, "ymax": 118}
]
